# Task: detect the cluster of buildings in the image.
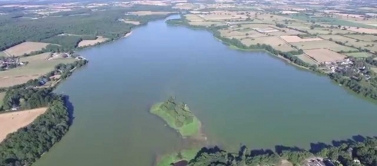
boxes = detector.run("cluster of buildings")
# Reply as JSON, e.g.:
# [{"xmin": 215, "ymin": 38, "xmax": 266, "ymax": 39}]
[
  {"xmin": 48, "ymin": 52, "xmax": 71, "ymax": 60},
  {"xmin": 0, "ymin": 57, "xmax": 26, "ymax": 70},
  {"xmin": 323, "ymin": 58, "xmax": 372, "ymax": 80}
]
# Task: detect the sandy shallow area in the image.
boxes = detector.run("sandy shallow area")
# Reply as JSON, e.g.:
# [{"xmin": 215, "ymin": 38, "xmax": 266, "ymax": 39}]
[{"xmin": 0, "ymin": 107, "xmax": 47, "ymax": 142}]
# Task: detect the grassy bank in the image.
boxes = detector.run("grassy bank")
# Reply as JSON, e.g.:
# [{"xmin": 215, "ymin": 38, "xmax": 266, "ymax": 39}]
[
  {"xmin": 150, "ymin": 99, "xmax": 201, "ymax": 137},
  {"xmin": 156, "ymin": 148, "xmax": 199, "ymax": 166}
]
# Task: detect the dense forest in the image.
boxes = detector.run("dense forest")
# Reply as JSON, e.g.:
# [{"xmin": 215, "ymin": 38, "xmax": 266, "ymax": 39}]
[
  {"xmin": 2, "ymin": 88, "xmax": 55, "ymax": 111},
  {"xmin": 188, "ymin": 136, "xmax": 377, "ymax": 166},
  {"xmin": 0, "ymin": 95, "xmax": 70, "ymax": 166},
  {"xmin": 0, "ymin": 5, "xmax": 175, "ymax": 52}
]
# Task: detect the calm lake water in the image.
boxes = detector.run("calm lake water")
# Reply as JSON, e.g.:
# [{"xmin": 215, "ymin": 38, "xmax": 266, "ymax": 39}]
[{"xmin": 34, "ymin": 16, "xmax": 377, "ymax": 166}]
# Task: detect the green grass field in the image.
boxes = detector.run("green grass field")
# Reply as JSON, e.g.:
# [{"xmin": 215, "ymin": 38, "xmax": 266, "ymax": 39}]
[
  {"xmin": 0, "ymin": 52, "xmax": 7, "ymax": 57},
  {"xmin": 291, "ymin": 40, "xmax": 357, "ymax": 52},
  {"xmin": 0, "ymin": 92, "xmax": 5, "ymax": 107},
  {"xmin": 345, "ymin": 52, "xmax": 373, "ymax": 58},
  {"xmin": 287, "ymin": 14, "xmax": 374, "ymax": 28},
  {"xmin": 150, "ymin": 102, "xmax": 201, "ymax": 137},
  {"xmin": 156, "ymin": 148, "xmax": 199, "ymax": 166},
  {"xmin": 0, "ymin": 55, "xmax": 75, "ymax": 78}
]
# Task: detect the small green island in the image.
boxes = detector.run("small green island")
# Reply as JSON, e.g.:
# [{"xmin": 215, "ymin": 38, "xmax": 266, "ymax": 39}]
[
  {"xmin": 156, "ymin": 148, "xmax": 199, "ymax": 166},
  {"xmin": 150, "ymin": 97, "xmax": 201, "ymax": 138}
]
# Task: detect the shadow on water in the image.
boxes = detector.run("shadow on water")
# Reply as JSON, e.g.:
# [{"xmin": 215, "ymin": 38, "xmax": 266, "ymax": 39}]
[
  {"xmin": 187, "ymin": 134, "xmax": 374, "ymax": 163},
  {"xmin": 63, "ymin": 95, "xmax": 75, "ymax": 125},
  {"xmin": 275, "ymin": 145, "xmax": 305, "ymax": 154}
]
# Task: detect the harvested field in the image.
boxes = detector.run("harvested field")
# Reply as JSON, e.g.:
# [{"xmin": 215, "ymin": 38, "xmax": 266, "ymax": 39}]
[
  {"xmin": 320, "ymin": 35, "xmax": 376, "ymax": 52},
  {"xmin": 173, "ymin": 3, "xmax": 197, "ymax": 10},
  {"xmin": 271, "ymin": 28, "xmax": 304, "ymax": 35},
  {"xmin": 4, "ymin": 42, "xmax": 50, "ymax": 57},
  {"xmin": 120, "ymin": 19, "xmax": 140, "ymax": 25},
  {"xmin": 0, "ymin": 107, "xmax": 47, "ymax": 143},
  {"xmin": 198, "ymin": 13, "xmax": 247, "ymax": 21},
  {"xmin": 345, "ymin": 52, "xmax": 373, "ymax": 58},
  {"xmin": 281, "ymin": 11, "xmax": 299, "ymax": 14},
  {"xmin": 219, "ymin": 29, "xmax": 266, "ymax": 39},
  {"xmin": 304, "ymin": 48, "xmax": 346, "ymax": 63},
  {"xmin": 344, "ymin": 35, "xmax": 377, "ymax": 42},
  {"xmin": 238, "ymin": 24, "xmax": 271, "ymax": 30},
  {"xmin": 189, "ymin": 21, "xmax": 225, "ymax": 27},
  {"xmin": 280, "ymin": 36, "xmax": 322, "ymax": 43},
  {"xmin": 297, "ymin": 54, "xmax": 318, "ymax": 65},
  {"xmin": 290, "ymin": 40, "xmax": 357, "ymax": 52},
  {"xmin": 128, "ymin": 11, "xmax": 172, "ymax": 16},
  {"xmin": 320, "ymin": 35, "xmax": 353, "ymax": 42},
  {"xmin": 241, "ymin": 36, "xmax": 296, "ymax": 52},
  {"xmin": 78, "ymin": 36, "xmax": 108, "ymax": 47},
  {"xmin": 347, "ymin": 27, "xmax": 377, "ymax": 34}
]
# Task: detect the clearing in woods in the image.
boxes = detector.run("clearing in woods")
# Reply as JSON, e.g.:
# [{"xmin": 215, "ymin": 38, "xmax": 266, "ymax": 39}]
[
  {"xmin": 0, "ymin": 107, "xmax": 48, "ymax": 143},
  {"xmin": 78, "ymin": 36, "xmax": 108, "ymax": 47},
  {"xmin": 4, "ymin": 42, "xmax": 50, "ymax": 57}
]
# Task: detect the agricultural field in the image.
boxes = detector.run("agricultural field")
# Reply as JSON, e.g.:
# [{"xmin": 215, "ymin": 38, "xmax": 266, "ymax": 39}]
[
  {"xmin": 241, "ymin": 36, "xmax": 296, "ymax": 52},
  {"xmin": 127, "ymin": 11, "xmax": 172, "ymax": 16},
  {"xmin": 185, "ymin": 14, "xmax": 205, "ymax": 22},
  {"xmin": 297, "ymin": 54, "xmax": 318, "ymax": 65},
  {"xmin": 0, "ymin": 53, "xmax": 76, "ymax": 88},
  {"xmin": 304, "ymin": 48, "xmax": 346, "ymax": 63},
  {"xmin": 286, "ymin": 14, "xmax": 375, "ymax": 28},
  {"xmin": 320, "ymin": 35, "xmax": 376, "ymax": 52},
  {"xmin": 4, "ymin": 42, "xmax": 50, "ymax": 57},
  {"xmin": 197, "ymin": 12, "xmax": 248, "ymax": 21},
  {"xmin": 78, "ymin": 36, "xmax": 108, "ymax": 47},
  {"xmin": 290, "ymin": 26, "xmax": 352, "ymax": 35},
  {"xmin": 290, "ymin": 40, "xmax": 357, "ymax": 52},
  {"xmin": 0, "ymin": 52, "xmax": 6, "ymax": 57},
  {"xmin": 120, "ymin": 19, "xmax": 140, "ymax": 25},
  {"xmin": 173, "ymin": 3, "xmax": 198, "ymax": 10},
  {"xmin": 344, "ymin": 35, "xmax": 377, "ymax": 42},
  {"xmin": 0, "ymin": 107, "xmax": 47, "ymax": 143},
  {"xmin": 219, "ymin": 29, "xmax": 266, "ymax": 39},
  {"xmin": 347, "ymin": 27, "xmax": 377, "ymax": 34},
  {"xmin": 345, "ymin": 52, "xmax": 373, "ymax": 58},
  {"xmin": 255, "ymin": 13, "xmax": 297, "ymax": 24},
  {"xmin": 280, "ymin": 36, "xmax": 322, "ymax": 43}
]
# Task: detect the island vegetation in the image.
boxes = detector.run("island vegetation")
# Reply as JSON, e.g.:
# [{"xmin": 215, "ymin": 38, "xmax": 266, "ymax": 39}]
[
  {"xmin": 156, "ymin": 148, "xmax": 200, "ymax": 166},
  {"xmin": 150, "ymin": 97, "xmax": 201, "ymax": 138}
]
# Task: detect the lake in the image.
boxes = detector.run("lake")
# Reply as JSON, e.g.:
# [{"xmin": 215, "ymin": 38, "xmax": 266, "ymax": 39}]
[{"xmin": 33, "ymin": 16, "xmax": 377, "ymax": 166}]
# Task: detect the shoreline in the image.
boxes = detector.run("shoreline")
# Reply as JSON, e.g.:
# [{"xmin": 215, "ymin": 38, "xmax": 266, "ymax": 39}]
[
  {"xmin": 166, "ymin": 18, "xmax": 377, "ymax": 103},
  {"xmin": 124, "ymin": 31, "xmax": 133, "ymax": 38}
]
